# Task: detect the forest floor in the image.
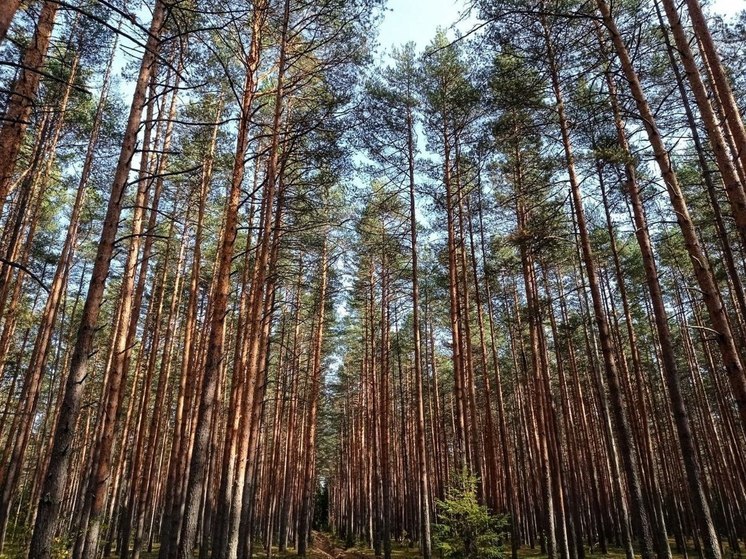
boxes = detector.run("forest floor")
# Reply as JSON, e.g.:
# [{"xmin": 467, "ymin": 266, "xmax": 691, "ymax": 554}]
[
  {"xmin": 94, "ymin": 532, "xmax": 728, "ymax": 559},
  {"xmin": 0, "ymin": 531, "xmax": 718, "ymax": 559},
  {"xmin": 303, "ymin": 532, "xmax": 739, "ymax": 559},
  {"xmin": 246, "ymin": 532, "xmax": 709, "ymax": 559}
]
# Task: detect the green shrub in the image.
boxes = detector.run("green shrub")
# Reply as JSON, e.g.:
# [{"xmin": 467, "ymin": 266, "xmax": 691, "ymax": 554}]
[{"xmin": 433, "ymin": 470, "xmax": 507, "ymax": 559}]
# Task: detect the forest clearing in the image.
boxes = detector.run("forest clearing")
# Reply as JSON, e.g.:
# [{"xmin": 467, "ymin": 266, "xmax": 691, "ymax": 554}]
[{"xmin": 1, "ymin": 0, "xmax": 746, "ymax": 558}]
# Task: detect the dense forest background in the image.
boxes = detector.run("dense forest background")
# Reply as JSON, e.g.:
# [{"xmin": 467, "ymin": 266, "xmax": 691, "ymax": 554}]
[{"xmin": 0, "ymin": 1, "xmax": 746, "ymax": 559}]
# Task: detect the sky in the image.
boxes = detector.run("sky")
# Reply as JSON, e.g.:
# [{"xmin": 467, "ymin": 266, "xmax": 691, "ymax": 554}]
[
  {"xmin": 375, "ymin": 0, "xmax": 745, "ymax": 53},
  {"xmin": 376, "ymin": 0, "xmax": 476, "ymax": 52}
]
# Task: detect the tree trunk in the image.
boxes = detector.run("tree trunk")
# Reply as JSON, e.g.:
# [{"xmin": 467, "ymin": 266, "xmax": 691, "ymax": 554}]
[
  {"xmin": 659, "ymin": 0, "xmax": 746, "ymax": 247},
  {"xmin": 0, "ymin": 0, "xmax": 21, "ymax": 42},
  {"xmin": 0, "ymin": 1, "xmax": 58, "ymax": 215},
  {"xmin": 684, "ymin": 0, "xmax": 746, "ymax": 178},
  {"xmin": 80, "ymin": 70, "xmax": 160, "ymax": 559},
  {"xmin": 176, "ymin": 4, "xmax": 266, "ymax": 555},
  {"xmin": 0, "ymin": 42, "xmax": 94, "ymax": 551},
  {"xmin": 600, "ymin": 15, "xmax": 722, "ymax": 559},
  {"xmin": 596, "ymin": 0, "xmax": 746, "ymax": 435},
  {"xmin": 27, "ymin": 4, "xmax": 166, "ymax": 556},
  {"xmin": 406, "ymin": 103, "xmax": 432, "ymax": 559},
  {"xmin": 297, "ymin": 239, "xmax": 329, "ymax": 556},
  {"xmin": 157, "ymin": 95, "xmax": 222, "ymax": 559},
  {"xmin": 542, "ymin": 16, "xmax": 656, "ymax": 558}
]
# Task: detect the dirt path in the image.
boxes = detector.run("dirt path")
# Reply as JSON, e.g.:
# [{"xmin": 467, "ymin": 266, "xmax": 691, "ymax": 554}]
[{"xmin": 311, "ymin": 532, "xmax": 367, "ymax": 559}]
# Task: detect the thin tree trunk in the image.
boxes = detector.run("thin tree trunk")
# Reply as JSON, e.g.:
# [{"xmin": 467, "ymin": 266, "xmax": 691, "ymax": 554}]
[
  {"xmin": 540, "ymin": 15, "xmax": 655, "ymax": 557},
  {"xmin": 157, "ymin": 95, "xmax": 222, "ymax": 559},
  {"xmin": 0, "ymin": 40, "xmax": 98, "ymax": 550},
  {"xmin": 659, "ymin": 0, "xmax": 746, "ymax": 247},
  {"xmin": 405, "ymin": 102, "xmax": 432, "ymax": 559},
  {"xmin": 684, "ymin": 0, "xmax": 746, "ymax": 178},
  {"xmin": 297, "ymin": 238, "xmax": 329, "ymax": 556},
  {"xmin": 80, "ymin": 70, "xmax": 161, "ymax": 559}
]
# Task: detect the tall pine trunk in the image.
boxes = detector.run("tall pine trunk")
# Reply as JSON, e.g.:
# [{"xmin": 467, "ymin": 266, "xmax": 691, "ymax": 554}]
[
  {"xmin": 599, "ymin": 19, "xmax": 722, "ymax": 559},
  {"xmin": 0, "ymin": 0, "xmax": 21, "ymax": 42},
  {"xmin": 406, "ymin": 103, "xmax": 432, "ymax": 559},
  {"xmin": 175, "ymin": 3, "xmax": 266, "ymax": 555},
  {"xmin": 540, "ymin": 14, "xmax": 656, "ymax": 559},
  {"xmin": 27, "ymin": 4, "xmax": 166, "ymax": 556},
  {"xmin": 0, "ymin": 1, "xmax": 58, "ymax": 215},
  {"xmin": 596, "ymin": 0, "xmax": 746, "ymax": 442}
]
